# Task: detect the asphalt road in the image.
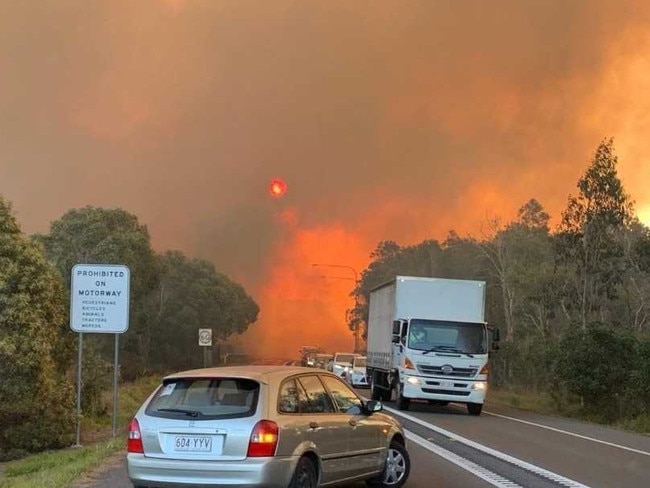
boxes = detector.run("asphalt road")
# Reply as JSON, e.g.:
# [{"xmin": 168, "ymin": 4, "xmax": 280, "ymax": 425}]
[
  {"xmin": 73, "ymin": 397, "xmax": 650, "ymax": 488},
  {"xmin": 385, "ymin": 399, "xmax": 650, "ymax": 488},
  {"xmin": 71, "ymin": 439, "xmax": 494, "ymax": 488}
]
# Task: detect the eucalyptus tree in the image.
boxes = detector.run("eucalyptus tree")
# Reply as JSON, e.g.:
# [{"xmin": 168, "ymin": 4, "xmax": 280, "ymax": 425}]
[
  {"xmin": 0, "ymin": 196, "xmax": 75, "ymax": 458},
  {"xmin": 147, "ymin": 251, "xmax": 260, "ymax": 371},
  {"xmin": 556, "ymin": 139, "xmax": 634, "ymax": 329}
]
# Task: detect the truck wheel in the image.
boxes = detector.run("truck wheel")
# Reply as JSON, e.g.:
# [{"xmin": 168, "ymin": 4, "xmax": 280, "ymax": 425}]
[
  {"xmin": 382, "ymin": 388, "xmax": 392, "ymax": 402},
  {"xmin": 467, "ymin": 403, "xmax": 483, "ymax": 416},
  {"xmin": 395, "ymin": 382, "xmax": 410, "ymax": 411},
  {"xmin": 371, "ymin": 381, "xmax": 382, "ymax": 401}
]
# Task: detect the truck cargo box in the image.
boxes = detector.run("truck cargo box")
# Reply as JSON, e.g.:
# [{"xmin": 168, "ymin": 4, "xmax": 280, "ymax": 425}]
[{"xmin": 367, "ymin": 276, "xmax": 486, "ymax": 365}]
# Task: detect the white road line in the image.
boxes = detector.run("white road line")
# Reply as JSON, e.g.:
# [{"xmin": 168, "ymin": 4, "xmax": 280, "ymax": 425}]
[
  {"xmin": 484, "ymin": 411, "xmax": 650, "ymax": 458},
  {"xmin": 386, "ymin": 406, "xmax": 593, "ymax": 488},
  {"xmin": 406, "ymin": 430, "xmax": 524, "ymax": 488}
]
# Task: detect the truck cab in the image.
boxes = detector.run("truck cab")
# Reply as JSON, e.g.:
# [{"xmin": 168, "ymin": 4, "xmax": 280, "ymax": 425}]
[{"xmin": 390, "ymin": 318, "xmax": 496, "ymax": 414}]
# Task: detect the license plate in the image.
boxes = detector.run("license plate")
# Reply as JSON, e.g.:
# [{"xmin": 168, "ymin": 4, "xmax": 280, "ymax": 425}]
[
  {"xmin": 174, "ymin": 435, "xmax": 213, "ymax": 452},
  {"xmin": 440, "ymin": 380, "xmax": 454, "ymax": 388}
]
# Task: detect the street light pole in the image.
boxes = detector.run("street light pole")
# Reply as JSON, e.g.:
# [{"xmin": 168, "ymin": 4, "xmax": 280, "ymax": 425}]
[{"xmin": 312, "ymin": 263, "xmax": 361, "ymax": 353}]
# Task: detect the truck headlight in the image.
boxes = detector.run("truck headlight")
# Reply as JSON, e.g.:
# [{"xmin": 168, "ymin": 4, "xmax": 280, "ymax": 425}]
[
  {"xmin": 471, "ymin": 382, "xmax": 487, "ymax": 391},
  {"xmin": 406, "ymin": 376, "xmax": 421, "ymax": 386}
]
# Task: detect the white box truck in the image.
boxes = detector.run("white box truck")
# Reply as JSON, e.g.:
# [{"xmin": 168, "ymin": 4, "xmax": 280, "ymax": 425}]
[{"xmin": 366, "ymin": 276, "xmax": 499, "ymax": 415}]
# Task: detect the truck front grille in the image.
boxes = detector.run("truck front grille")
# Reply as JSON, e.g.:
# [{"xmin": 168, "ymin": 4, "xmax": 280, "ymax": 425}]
[
  {"xmin": 422, "ymin": 388, "xmax": 471, "ymax": 396},
  {"xmin": 417, "ymin": 365, "xmax": 478, "ymax": 378}
]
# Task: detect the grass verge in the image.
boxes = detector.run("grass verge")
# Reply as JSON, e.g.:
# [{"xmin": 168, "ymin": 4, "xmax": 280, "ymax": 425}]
[
  {"xmin": 0, "ymin": 438, "xmax": 123, "ymax": 488},
  {"xmin": 486, "ymin": 387, "xmax": 559, "ymax": 415},
  {"xmin": 487, "ymin": 387, "xmax": 650, "ymax": 436},
  {"xmin": 0, "ymin": 375, "xmax": 162, "ymax": 488}
]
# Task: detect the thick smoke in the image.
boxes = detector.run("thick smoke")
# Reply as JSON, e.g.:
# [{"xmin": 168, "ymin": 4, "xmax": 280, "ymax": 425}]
[{"xmin": 2, "ymin": 1, "xmax": 650, "ymax": 356}]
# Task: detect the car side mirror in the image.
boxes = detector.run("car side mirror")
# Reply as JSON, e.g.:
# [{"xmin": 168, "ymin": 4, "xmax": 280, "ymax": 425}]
[{"xmin": 364, "ymin": 400, "xmax": 382, "ymax": 414}]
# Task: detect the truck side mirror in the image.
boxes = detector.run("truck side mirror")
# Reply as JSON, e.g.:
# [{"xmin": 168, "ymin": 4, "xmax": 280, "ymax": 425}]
[
  {"xmin": 391, "ymin": 334, "xmax": 401, "ymax": 344},
  {"xmin": 392, "ymin": 320, "xmax": 401, "ymax": 335},
  {"xmin": 489, "ymin": 326, "xmax": 500, "ymax": 352}
]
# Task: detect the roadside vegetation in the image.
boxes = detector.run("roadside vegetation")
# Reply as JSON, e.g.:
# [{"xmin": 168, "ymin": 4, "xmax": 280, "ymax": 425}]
[
  {"xmin": 0, "ymin": 200, "xmax": 259, "ymax": 461},
  {"xmin": 0, "ymin": 375, "xmax": 160, "ymax": 488},
  {"xmin": 349, "ymin": 139, "xmax": 650, "ymax": 433},
  {"xmin": 486, "ymin": 386, "xmax": 650, "ymax": 435}
]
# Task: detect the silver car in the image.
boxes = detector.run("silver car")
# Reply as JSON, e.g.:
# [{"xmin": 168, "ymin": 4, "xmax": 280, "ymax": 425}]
[{"xmin": 127, "ymin": 365, "xmax": 410, "ymax": 488}]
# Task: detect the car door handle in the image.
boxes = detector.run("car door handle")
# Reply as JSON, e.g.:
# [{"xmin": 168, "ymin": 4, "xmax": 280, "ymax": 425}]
[
  {"xmin": 309, "ymin": 422, "xmax": 319, "ymax": 429},
  {"xmin": 349, "ymin": 419, "xmax": 357, "ymax": 427}
]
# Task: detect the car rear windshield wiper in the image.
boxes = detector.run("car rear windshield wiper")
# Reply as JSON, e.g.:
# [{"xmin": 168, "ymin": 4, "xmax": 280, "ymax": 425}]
[
  {"xmin": 156, "ymin": 408, "xmax": 201, "ymax": 417},
  {"xmin": 422, "ymin": 346, "xmax": 474, "ymax": 358}
]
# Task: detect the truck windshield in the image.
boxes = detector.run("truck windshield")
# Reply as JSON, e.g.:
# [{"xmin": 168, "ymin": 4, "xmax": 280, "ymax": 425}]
[{"xmin": 408, "ymin": 319, "xmax": 487, "ymax": 355}]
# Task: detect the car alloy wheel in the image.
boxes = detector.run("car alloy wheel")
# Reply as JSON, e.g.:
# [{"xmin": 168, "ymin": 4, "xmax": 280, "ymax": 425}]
[
  {"xmin": 289, "ymin": 456, "xmax": 318, "ymax": 488},
  {"xmin": 368, "ymin": 440, "xmax": 410, "ymax": 488}
]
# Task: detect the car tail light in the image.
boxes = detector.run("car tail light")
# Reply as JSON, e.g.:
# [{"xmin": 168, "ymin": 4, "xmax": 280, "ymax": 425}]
[
  {"xmin": 479, "ymin": 364, "xmax": 489, "ymax": 375},
  {"xmin": 127, "ymin": 418, "xmax": 144, "ymax": 453},
  {"xmin": 247, "ymin": 420, "xmax": 279, "ymax": 457}
]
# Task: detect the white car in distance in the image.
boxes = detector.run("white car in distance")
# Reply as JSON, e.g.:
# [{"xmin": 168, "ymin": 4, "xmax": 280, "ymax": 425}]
[
  {"xmin": 329, "ymin": 352, "xmax": 358, "ymax": 377},
  {"xmin": 343, "ymin": 355, "xmax": 370, "ymax": 388}
]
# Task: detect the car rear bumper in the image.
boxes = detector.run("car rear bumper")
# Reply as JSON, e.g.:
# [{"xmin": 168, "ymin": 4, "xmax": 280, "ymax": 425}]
[{"xmin": 127, "ymin": 453, "xmax": 298, "ymax": 488}]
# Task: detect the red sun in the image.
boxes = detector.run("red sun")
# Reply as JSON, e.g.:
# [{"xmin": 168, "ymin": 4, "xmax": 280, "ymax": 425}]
[{"xmin": 269, "ymin": 178, "xmax": 287, "ymax": 198}]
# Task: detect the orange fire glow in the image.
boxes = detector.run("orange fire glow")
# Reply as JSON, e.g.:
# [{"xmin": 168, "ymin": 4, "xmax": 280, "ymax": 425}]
[{"xmin": 238, "ymin": 208, "xmax": 368, "ymax": 359}]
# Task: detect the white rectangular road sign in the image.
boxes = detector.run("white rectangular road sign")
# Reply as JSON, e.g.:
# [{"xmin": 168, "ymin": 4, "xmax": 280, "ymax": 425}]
[{"xmin": 70, "ymin": 264, "xmax": 130, "ymax": 334}]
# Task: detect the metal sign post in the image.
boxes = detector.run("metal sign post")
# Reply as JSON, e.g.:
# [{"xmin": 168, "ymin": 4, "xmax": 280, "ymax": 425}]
[
  {"xmin": 199, "ymin": 328, "xmax": 212, "ymax": 368},
  {"xmin": 74, "ymin": 332, "xmax": 83, "ymax": 447},
  {"xmin": 70, "ymin": 264, "xmax": 130, "ymax": 444}
]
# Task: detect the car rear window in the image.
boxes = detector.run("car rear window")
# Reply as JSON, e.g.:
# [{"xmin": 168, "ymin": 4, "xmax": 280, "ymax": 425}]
[{"xmin": 145, "ymin": 377, "xmax": 259, "ymax": 420}]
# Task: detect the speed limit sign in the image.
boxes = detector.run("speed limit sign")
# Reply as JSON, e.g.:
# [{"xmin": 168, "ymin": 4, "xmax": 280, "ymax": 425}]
[{"xmin": 198, "ymin": 328, "xmax": 212, "ymax": 346}]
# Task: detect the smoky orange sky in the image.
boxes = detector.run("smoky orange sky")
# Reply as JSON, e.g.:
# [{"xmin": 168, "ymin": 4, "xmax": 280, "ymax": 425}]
[{"xmin": 3, "ymin": 1, "xmax": 650, "ymax": 358}]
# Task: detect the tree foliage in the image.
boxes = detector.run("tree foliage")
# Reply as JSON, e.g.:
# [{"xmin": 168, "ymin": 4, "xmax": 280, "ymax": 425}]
[
  {"xmin": 556, "ymin": 139, "xmax": 634, "ymax": 328},
  {"xmin": 554, "ymin": 323, "xmax": 637, "ymax": 420},
  {"xmin": 36, "ymin": 206, "xmax": 259, "ymax": 381},
  {"xmin": 147, "ymin": 251, "xmax": 259, "ymax": 371},
  {"xmin": 0, "ymin": 196, "xmax": 75, "ymax": 459},
  {"xmin": 478, "ymin": 200, "xmax": 555, "ymax": 342},
  {"xmin": 353, "ymin": 139, "xmax": 650, "ymax": 424},
  {"xmin": 36, "ymin": 206, "xmax": 160, "ymax": 378}
]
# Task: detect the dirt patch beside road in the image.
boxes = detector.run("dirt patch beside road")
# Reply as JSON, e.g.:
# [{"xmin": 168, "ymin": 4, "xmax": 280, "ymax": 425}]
[{"xmin": 69, "ymin": 452, "xmax": 127, "ymax": 488}]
